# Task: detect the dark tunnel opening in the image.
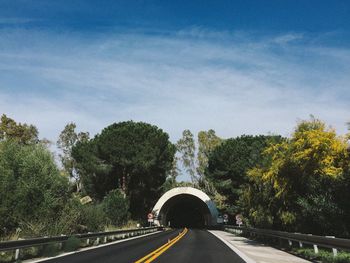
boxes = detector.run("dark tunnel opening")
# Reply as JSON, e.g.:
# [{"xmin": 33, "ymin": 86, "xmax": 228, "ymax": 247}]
[{"xmin": 160, "ymin": 194, "xmax": 211, "ymax": 228}]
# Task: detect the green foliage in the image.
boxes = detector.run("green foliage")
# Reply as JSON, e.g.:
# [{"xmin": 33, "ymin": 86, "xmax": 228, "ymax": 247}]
[
  {"xmin": 0, "ymin": 251, "xmax": 13, "ymax": 263},
  {"xmin": 294, "ymin": 248, "xmax": 350, "ymax": 263},
  {"xmin": 63, "ymin": 236, "xmax": 81, "ymax": 252},
  {"xmin": 167, "ymin": 155, "xmax": 180, "ymax": 183},
  {"xmin": 0, "ymin": 114, "xmax": 39, "ymax": 145},
  {"xmin": 80, "ymin": 204, "xmax": 107, "ymax": 232},
  {"xmin": 177, "ymin": 130, "xmax": 197, "ymax": 182},
  {"xmin": 57, "ymin": 122, "xmax": 89, "ymax": 192},
  {"xmin": 206, "ymin": 135, "xmax": 282, "ymax": 213},
  {"xmin": 42, "ymin": 243, "xmax": 60, "ymax": 257},
  {"xmin": 241, "ymin": 117, "xmax": 350, "ymax": 235},
  {"xmin": 73, "ymin": 121, "xmax": 175, "ymax": 219},
  {"xmin": 197, "ymin": 129, "xmax": 222, "ymax": 177},
  {"xmin": 102, "ymin": 190, "xmax": 129, "ymax": 226},
  {"xmin": 51, "ymin": 198, "xmax": 87, "ymax": 235},
  {"xmin": 0, "ymin": 140, "xmax": 70, "ymax": 236},
  {"xmin": 161, "ymin": 176, "xmax": 178, "ymax": 193}
]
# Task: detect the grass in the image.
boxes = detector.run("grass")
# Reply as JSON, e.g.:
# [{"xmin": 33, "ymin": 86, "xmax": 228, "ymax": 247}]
[{"xmin": 293, "ymin": 248, "xmax": 350, "ymax": 263}]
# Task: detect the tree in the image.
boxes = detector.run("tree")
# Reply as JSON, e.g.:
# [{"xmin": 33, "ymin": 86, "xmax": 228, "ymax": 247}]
[
  {"xmin": 102, "ymin": 189, "xmax": 129, "ymax": 226},
  {"xmin": 177, "ymin": 130, "xmax": 197, "ymax": 182},
  {"xmin": 0, "ymin": 114, "xmax": 38, "ymax": 144},
  {"xmin": 197, "ymin": 129, "xmax": 222, "ymax": 177},
  {"xmin": 196, "ymin": 130, "xmax": 223, "ymax": 197},
  {"xmin": 57, "ymin": 123, "xmax": 89, "ymax": 192},
  {"xmin": 161, "ymin": 155, "xmax": 181, "ymax": 193},
  {"xmin": 72, "ymin": 121, "xmax": 176, "ymax": 219},
  {"xmin": 0, "ymin": 140, "xmax": 70, "ymax": 236},
  {"xmin": 205, "ymin": 135, "xmax": 281, "ymax": 213},
  {"xmin": 245, "ymin": 117, "xmax": 349, "ymax": 235}
]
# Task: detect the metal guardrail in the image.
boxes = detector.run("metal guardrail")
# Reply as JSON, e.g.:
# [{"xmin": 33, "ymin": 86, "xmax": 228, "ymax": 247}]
[
  {"xmin": 0, "ymin": 226, "xmax": 163, "ymax": 260},
  {"xmin": 223, "ymin": 225, "xmax": 350, "ymax": 256}
]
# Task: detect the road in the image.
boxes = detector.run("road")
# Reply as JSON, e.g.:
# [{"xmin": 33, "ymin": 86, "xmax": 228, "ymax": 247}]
[{"xmin": 44, "ymin": 229, "xmax": 245, "ymax": 263}]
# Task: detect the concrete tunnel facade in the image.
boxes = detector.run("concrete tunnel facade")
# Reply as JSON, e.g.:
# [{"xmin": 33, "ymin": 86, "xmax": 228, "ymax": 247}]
[{"xmin": 152, "ymin": 187, "xmax": 219, "ymax": 228}]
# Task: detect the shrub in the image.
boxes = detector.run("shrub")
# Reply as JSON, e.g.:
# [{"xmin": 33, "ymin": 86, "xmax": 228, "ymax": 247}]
[
  {"xmin": 0, "ymin": 251, "xmax": 13, "ymax": 263},
  {"xmin": 42, "ymin": 243, "xmax": 60, "ymax": 257},
  {"xmin": 0, "ymin": 140, "xmax": 70, "ymax": 236},
  {"xmin": 102, "ymin": 189, "xmax": 129, "ymax": 226},
  {"xmin": 81, "ymin": 204, "xmax": 107, "ymax": 232},
  {"xmin": 63, "ymin": 236, "xmax": 81, "ymax": 252}
]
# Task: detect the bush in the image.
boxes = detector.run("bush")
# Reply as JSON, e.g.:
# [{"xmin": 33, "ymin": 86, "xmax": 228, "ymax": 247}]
[
  {"xmin": 81, "ymin": 204, "xmax": 107, "ymax": 232},
  {"xmin": 102, "ymin": 189, "xmax": 129, "ymax": 226},
  {"xmin": 0, "ymin": 251, "xmax": 13, "ymax": 263},
  {"xmin": 63, "ymin": 236, "xmax": 81, "ymax": 252},
  {"xmin": 0, "ymin": 140, "xmax": 70, "ymax": 236},
  {"xmin": 42, "ymin": 243, "xmax": 60, "ymax": 257},
  {"xmin": 294, "ymin": 248, "xmax": 350, "ymax": 263},
  {"xmin": 52, "ymin": 198, "xmax": 85, "ymax": 235},
  {"xmin": 21, "ymin": 247, "xmax": 41, "ymax": 260}
]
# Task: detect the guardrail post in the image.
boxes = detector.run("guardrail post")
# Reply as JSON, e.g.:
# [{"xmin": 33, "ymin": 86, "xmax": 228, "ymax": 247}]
[
  {"xmin": 299, "ymin": 241, "xmax": 303, "ymax": 248},
  {"xmin": 96, "ymin": 237, "xmax": 100, "ymax": 245},
  {"xmin": 306, "ymin": 234, "xmax": 319, "ymax": 254},
  {"xmin": 15, "ymin": 248, "xmax": 20, "ymax": 261},
  {"xmin": 104, "ymin": 236, "xmax": 107, "ymax": 243},
  {"xmin": 86, "ymin": 232, "xmax": 92, "ymax": 245},
  {"xmin": 326, "ymin": 236, "xmax": 337, "ymax": 257},
  {"xmin": 59, "ymin": 234, "xmax": 65, "ymax": 250},
  {"xmin": 288, "ymin": 240, "xmax": 292, "ymax": 247}
]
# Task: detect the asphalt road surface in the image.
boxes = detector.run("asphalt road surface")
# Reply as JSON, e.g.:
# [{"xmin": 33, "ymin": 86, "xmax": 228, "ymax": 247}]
[{"xmin": 44, "ymin": 229, "xmax": 245, "ymax": 263}]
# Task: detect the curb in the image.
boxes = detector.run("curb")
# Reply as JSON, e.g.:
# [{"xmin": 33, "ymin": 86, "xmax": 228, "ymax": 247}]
[{"xmin": 208, "ymin": 230, "xmax": 256, "ymax": 263}]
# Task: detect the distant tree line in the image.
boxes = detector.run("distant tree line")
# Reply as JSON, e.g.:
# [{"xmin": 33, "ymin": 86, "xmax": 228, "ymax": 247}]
[
  {"xmin": 0, "ymin": 116, "xmax": 171, "ymax": 238},
  {"xmin": 1, "ymin": 113, "xmax": 349, "ymax": 239},
  {"xmin": 203, "ymin": 117, "xmax": 350, "ymax": 237}
]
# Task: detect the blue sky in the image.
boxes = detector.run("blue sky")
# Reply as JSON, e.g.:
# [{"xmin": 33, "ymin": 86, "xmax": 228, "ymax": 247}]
[{"xmin": 0, "ymin": 1, "xmax": 350, "ymax": 180}]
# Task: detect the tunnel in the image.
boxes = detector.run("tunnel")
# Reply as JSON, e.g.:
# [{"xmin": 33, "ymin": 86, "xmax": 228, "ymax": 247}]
[{"xmin": 152, "ymin": 187, "xmax": 218, "ymax": 228}]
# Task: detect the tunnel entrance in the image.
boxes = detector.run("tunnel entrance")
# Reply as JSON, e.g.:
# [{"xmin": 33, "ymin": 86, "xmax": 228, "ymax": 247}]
[
  {"xmin": 163, "ymin": 194, "xmax": 209, "ymax": 228},
  {"xmin": 152, "ymin": 187, "xmax": 219, "ymax": 227}
]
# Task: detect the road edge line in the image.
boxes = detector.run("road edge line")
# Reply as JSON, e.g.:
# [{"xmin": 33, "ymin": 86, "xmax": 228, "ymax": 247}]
[
  {"xmin": 207, "ymin": 230, "xmax": 256, "ymax": 263},
  {"xmin": 24, "ymin": 231, "xmax": 164, "ymax": 263}
]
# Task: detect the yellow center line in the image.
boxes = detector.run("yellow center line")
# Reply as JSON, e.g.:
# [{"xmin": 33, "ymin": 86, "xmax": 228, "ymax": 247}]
[{"xmin": 134, "ymin": 228, "xmax": 188, "ymax": 263}]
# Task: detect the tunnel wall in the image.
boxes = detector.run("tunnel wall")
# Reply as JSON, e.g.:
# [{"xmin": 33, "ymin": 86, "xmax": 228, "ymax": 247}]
[{"xmin": 152, "ymin": 187, "xmax": 219, "ymax": 226}]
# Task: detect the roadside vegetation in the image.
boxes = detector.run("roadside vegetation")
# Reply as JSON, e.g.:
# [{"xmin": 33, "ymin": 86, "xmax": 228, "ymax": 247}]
[
  {"xmin": 170, "ymin": 117, "xmax": 350, "ymax": 238},
  {"xmin": 204, "ymin": 117, "xmax": 350, "ymax": 237},
  {"xmin": 0, "ymin": 113, "xmax": 350, "ymax": 262},
  {"xmin": 0, "ymin": 115, "xmax": 170, "ymax": 241}
]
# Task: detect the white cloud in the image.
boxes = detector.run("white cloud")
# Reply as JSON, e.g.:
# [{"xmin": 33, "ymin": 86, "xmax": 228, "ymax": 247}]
[
  {"xmin": 272, "ymin": 33, "xmax": 304, "ymax": 45},
  {"xmin": 0, "ymin": 28, "xmax": 349, "ymax": 150}
]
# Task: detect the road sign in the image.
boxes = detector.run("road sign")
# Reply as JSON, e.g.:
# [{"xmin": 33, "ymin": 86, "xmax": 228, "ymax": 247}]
[
  {"xmin": 236, "ymin": 214, "xmax": 243, "ymax": 226},
  {"xmin": 217, "ymin": 216, "xmax": 224, "ymax": 224},
  {"xmin": 147, "ymin": 213, "xmax": 154, "ymax": 226}
]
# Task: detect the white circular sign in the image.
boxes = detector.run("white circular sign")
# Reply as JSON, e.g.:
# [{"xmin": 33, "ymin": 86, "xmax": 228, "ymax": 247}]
[{"xmin": 147, "ymin": 213, "xmax": 153, "ymax": 219}]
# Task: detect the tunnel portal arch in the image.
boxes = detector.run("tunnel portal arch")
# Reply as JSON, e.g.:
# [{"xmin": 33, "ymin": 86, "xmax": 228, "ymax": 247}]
[{"xmin": 152, "ymin": 187, "xmax": 218, "ymax": 227}]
